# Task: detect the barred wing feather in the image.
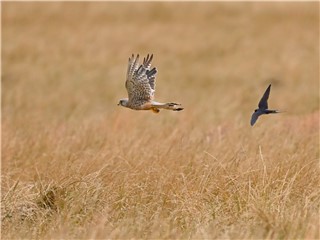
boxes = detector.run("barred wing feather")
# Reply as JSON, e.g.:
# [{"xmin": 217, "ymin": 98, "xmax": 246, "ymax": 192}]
[{"xmin": 125, "ymin": 54, "xmax": 157, "ymax": 102}]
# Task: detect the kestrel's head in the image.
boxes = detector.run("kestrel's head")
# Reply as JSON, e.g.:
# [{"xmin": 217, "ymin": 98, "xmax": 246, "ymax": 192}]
[{"xmin": 118, "ymin": 98, "xmax": 129, "ymax": 107}]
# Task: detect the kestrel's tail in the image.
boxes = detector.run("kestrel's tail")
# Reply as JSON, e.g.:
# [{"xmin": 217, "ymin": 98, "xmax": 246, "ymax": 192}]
[{"xmin": 151, "ymin": 101, "xmax": 184, "ymax": 112}]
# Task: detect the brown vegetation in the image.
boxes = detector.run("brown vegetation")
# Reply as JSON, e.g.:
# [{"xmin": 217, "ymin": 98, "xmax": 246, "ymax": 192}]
[{"xmin": 2, "ymin": 2, "xmax": 319, "ymax": 239}]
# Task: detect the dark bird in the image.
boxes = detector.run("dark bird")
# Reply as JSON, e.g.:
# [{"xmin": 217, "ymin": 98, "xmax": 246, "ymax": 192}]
[{"xmin": 250, "ymin": 84, "xmax": 280, "ymax": 126}]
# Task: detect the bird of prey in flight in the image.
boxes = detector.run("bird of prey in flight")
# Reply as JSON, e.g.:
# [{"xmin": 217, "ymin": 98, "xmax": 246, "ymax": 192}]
[{"xmin": 118, "ymin": 54, "xmax": 183, "ymax": 113}]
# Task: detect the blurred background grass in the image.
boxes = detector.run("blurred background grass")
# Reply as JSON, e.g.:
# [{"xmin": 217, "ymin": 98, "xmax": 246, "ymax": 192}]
[
  {"xmin": 2, "ymin": 2, "xmax": 319, "ymax": 239},
  {"xmin": 3, "ymin": 2, "xmax": 319, "ymax": 123}
]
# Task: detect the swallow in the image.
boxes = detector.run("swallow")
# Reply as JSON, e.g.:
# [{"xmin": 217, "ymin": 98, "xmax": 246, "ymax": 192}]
[{"xmin": 250, "ymin": 84, "xmax": 280, "ymax": 126}]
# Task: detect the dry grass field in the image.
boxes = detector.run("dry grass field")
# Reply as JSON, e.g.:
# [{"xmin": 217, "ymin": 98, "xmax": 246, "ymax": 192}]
[{"xmin": 2, "ymin": 2, "xmax": 319, "ymax": 239}]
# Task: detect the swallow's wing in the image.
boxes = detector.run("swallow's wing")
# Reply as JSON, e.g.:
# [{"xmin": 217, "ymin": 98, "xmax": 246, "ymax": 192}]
[
  {"xmin": 250, "ymin": 111, "xmax": 261, "ymax": 126},
  {"xmin": 258, "ymin": 84, "xmax": 271, "ymax": 109}
]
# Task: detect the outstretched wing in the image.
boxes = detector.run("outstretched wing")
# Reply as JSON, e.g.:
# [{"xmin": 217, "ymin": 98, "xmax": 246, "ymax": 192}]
[
  {"xmin": 125, "ymin": 54, "xmax": 157, "ymax": 103},
  {"xmin": 250, "ymin": 111, "xmax": 261, "ymax": 126},
  {"xmin": 258, "ymin": 84, "xmax": 271, "ymax": 109}
]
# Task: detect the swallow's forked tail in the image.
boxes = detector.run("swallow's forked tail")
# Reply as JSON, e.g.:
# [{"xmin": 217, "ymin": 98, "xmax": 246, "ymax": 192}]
[
  {"xmin": 267, "ymin": 109, "xmax": 283, "ymax": 114},
  {"xmin": 151, "ymin": 101, "xmax": 184, "ymax": 113}
]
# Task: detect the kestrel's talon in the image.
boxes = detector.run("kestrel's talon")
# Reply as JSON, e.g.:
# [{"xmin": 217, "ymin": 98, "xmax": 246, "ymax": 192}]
[{"xmin": 151, "ymin": 108, "xmax": 160, "ymax": 113}]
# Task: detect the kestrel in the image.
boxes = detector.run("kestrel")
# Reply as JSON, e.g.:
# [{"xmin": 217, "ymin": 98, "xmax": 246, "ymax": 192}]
[
  {"xmin": 250, "ymin": 84, "xmax": 280, "ymax": 126},
  {"xmin": 118, "ymin": 54, "xmax": 183, "ymax": 113}
]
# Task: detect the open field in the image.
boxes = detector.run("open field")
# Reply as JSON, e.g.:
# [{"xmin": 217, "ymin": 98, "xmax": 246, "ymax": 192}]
[{"xmin": 2, "ymin": 2, "xmax": 319, "ymax": 239}]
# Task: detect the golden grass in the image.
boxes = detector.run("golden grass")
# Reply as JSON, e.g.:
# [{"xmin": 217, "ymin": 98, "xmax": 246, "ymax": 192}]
[{"xmin": 2, "ymin": 2, "xmax": 319, "ymax": 239}]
